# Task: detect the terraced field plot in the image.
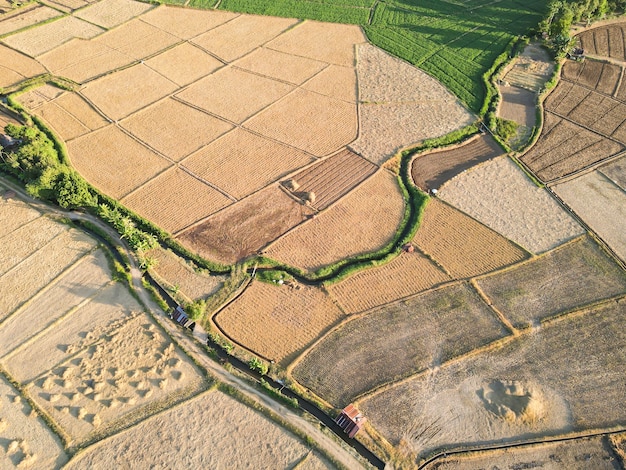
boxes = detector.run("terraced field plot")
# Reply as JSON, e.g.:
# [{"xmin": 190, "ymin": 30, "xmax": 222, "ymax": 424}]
[
  {"xmin": 361, "ymin": 298, "xmax": 626, "ymax": 461},
  {"xmin": 0, "ymin": 44, "xmax": 45, "ymax": 88},
  {"xmin": 438, "ymin": 156, "xmax": 583, "ymax": 254},
  {"xmin": 0, "ymin": 4, "xmax": 61, "ymax": 36},
  {"xmin": 578, "ymin": 23, "xmax": 626, "ymax": 61},
  {"xmin": 215, "ymin": 281, "xmax": 344, "ymax": 365},
  {"xmin": 294, "ymin": 283, "xmax": 509, "ymax": 407},
  {"xmin": 411, "ymin": 134, "xmax": 503, "ymax": 192}
]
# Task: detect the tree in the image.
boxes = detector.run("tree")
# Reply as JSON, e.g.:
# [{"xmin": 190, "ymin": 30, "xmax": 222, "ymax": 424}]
[
  {"xmin": 1, "ymin": 124, "xmax": 58, "ymax": 182},
  {"xmin": 53, "ymin": 169, "xmax": 97, "ymax": 209}
]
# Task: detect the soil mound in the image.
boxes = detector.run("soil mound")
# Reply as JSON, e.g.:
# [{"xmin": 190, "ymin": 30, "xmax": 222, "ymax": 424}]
[{"xmin": 478, "ymin": 379, "xmax": 544, "ymax": 423}]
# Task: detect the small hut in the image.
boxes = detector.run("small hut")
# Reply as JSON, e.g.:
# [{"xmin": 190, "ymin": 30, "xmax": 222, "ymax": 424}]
[{"xmin": 335, "ymin": 404, "xmax": 366, "ymax": 438}]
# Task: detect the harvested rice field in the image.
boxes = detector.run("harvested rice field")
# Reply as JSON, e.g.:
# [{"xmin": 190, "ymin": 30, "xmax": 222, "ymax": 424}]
[
  {"xmin": 302, "ymin": 64, "xmax": 357, "ymax": 102},
  {"xmin": 235, "ymin": 47, "xmax": 327, "ymax": 86},
  {"xmin": 140, "ymin": 5, "xmax": 237, "ymax": 40},
  {"xmin": 413, "ymin": 198, "xmax": 529, "ymax": 279},
  {"xmin": 120, "ymin": 167, "xmax": 232, "ymax": 235},
  {"xmin": 73, "ymin": 0, "xmax": 153, "ymax": 29},
  {"xmin": 438, "ymin": 156, "xmax": 583, "ymax": 254},
  {"xmin": 67, "ymin": 125, "xmax": 171, "ymax": 199},
  {"xmin": 146, "ymin": 247, "xmax": 225, "ymax": 303},
  {"xmin": 554, "ymin": 170, "xmax": 626, "ymax": 262},
  {"xmin": 215, "ymin": 281, "xmax": 344, "ymax": 365},
  {"xmin": 293, "ymin": 282, "xmax": 509, "ymax": 407},
  {"xmin": 411, "ymin": 134, "xmax": 503, "ymax": 192},
  {"xmin": 181, "ymin": 127, "xmax": 314, "ymax": 200},
  {"xmin": 144, "ymin": 42, "xmax": 223, "ymax": 87},
  {"xmin": 578, "ymin": 23, "xmax": 626, "ymax": 62},
  {"xmin": 327, "ymin": 251, "xmax": 451, "ymax": 314},
  {"xmin": 0, "ymin": 374, "xmax": 68, "ymax": 469},
  {"xmin": 426, "ymin": 435, "xmax": 620, "ymax": 470},
  {"xmin": 64, "ymin": 390, "xmax": 326, "ymax": 469},
  {"xmin": 177, "ymin": 185, "xmax": 313, "ymax": 264},
  {"xmin": 264, "ymin": 171, "xmax": 405, "ymax": 272},
  {"xmin": 0, "ymin": 189, "xmax": 41, "ymax": 234},
  {"xmin": 0, "ymin": 4, "xmax": 61, "ymax": 36},
  {"xmin": 283, "ymin": 148, "xmax": 377, "ymax": 210},
  {"xmin": 34, "ymin": 91, "xmax": 109, "ymax": 139},
  {"xmin": 561, "ymin": 58, "xmax": 622, "ymax": 95},
  {"xmin": 15, "ymin": 83, "xmax": 64, "ymax": 110},
  {"xmin": 361, "ymin": 298, "xmax": 626, "ymax": 463},
  {"xmin": 476, "ymin": 236, "xmax": 626, "ymax": 328},
  {"xmin": 0, "ymin": 44, "xmax": 46, "ymax": 88}
]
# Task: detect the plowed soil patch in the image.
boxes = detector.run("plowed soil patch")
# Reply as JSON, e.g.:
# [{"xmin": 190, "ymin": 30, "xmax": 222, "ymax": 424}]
[
  {"xmin": 294, "ymin": 283, "xmax": 508, "ymax": 407},
  {"xmin": 177, "ymin": 185, "xmax": 313, "ymax": 264},
  {"xmin": 413, "ymin": 198, "xmax": 528, "ymax": 279},
  {"xmin": 73, "ymin": 0, "xmax": 153, "ymax": 29},
  {"xmin": 327, "ymin": 251, "xmax": 451, "ymax": 314},
  {"xmin": 215, "ymin": 281, "xmax": 343, "ymax": 365},
  {"xmin": 411, "ymin": 134, "xmax": 503, "ymax": 192},
  {"xmin": 578, "ymin": 24, "xmax": 626, "ymax": 61},
  {"xmin": 121, "ymin": 167, "xmax": 232, "ymax": 234},
  {"xmin": 285, "ymin": 148, "xmax": 377, "ymax": 210},
  {"xmin": 181, "ymin": 127, "xmax": 314, "ymax": 200},
  {"xmin": 562, "ymin": 59, "xmax": 621, "ymax": 95},
  {"xmin": 477, "ymin": 236, "xmax": 626, "ymax": 328},
  {"xmin": 264, "ymin": 171, "xmax": 405, "ymax": 272}
]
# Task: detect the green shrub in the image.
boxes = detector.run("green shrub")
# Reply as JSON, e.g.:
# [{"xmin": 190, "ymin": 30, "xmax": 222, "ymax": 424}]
[
  {"xmin": 248, "ymin": 357, "xmax": 269, "ymax": 375},
  {"xmin": 495, "ymin": 117, "xmax": 519, "ymax": 141}
]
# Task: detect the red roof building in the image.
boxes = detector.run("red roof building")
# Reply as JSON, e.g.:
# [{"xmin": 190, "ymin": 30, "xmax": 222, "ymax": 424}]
[{"xmin": 335, "ymin": 404, "xmax": 366, "ymax": 438}]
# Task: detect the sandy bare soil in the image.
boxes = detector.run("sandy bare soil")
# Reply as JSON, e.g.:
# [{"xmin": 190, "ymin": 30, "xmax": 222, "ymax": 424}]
[
  {"xmin": 64, "ymin": 389, "xmax": 324, "ymax": 468},
  {"xmin": 427, "ymin": 435, "xmax": 620, "ymax": 469},
  {"xmin": 438, "ymin": 156, "xmax": 583, "ymax": 254},
  {"xmin": 554, "ymin": 170, "xmax": 626, "ymax": 262},
  {"xmin": 361, "ymin": 297, "xmax": 626, "ymax": 463}
]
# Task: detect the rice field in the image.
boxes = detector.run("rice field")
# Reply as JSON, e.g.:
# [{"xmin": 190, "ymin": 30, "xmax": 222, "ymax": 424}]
[
  {"xmin": 0, "ymin": 5, "xmax": 61, "ymax": 36},
  {"xmin": 73, "ymin": 0, "xmax": 154, "ymax": 29},
  {"xmin": 140, "ymin": 4, "xmax": 238, "ymax": 40},
  {"xmin": 235, "ymin": 47, "xmax": 327, "ymax": 85},
  {"xmin": 144, "ymin": 42, "xmax": 223, "ymax": 87},
  {"xmin": 302, "ymin": 64, "xmax": 357, "ymax": 102},
  {"xmin": 293, "ymin": 282, "xmax": 509, "ymax": 407},
  {"xmin": 0, "ymin": 44, "xmax": 46, "ymax": 88},
  {"xmin": 215, "ymin": 280, "xmax": 344, "ymax": 364}
]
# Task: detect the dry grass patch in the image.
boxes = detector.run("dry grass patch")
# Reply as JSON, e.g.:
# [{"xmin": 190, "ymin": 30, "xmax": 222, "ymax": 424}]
[
  {"xmin": 599, "ymin": 154, "xmax": 626, "ymax": 190},
  {"xmin": 120, "ymin": 98, "xmax": 233, "ymax": 161},
  {"xmin": 140, "ymin": 5, "xmax": 238, "ymax": 40},
  {"xmin": 267, "ymin": 20, "xmax": 365, "ymax": 67},
  {"xmin": 81, "ymin": 63, "xmax": 178, "ymax": 121},
  {"xmin": 64, "ymin": 390, "xmax": 316, "ymax": 468},
  {"xmin": 145, "ymin": 43, "xmax": 223, "ymax": 87},
  {"xmin": 477, "ymin": 236, "xmax": 626, "ymax": 328},
  {"xmin": 0, "ymin": 44, "xmax": 45, "ymax": 87},
  {"xmin": 73, "ymin": 0, "xmax": 153, "ymax": 29},
  {"xmin": 413, "ymin": 198, "xmax": 529, "ymax": 279},
  {"xmin": 361, "ymin": 298, "xmax": 626, "ymax": 461},
  {"xmin": 327, "ymin": 251, "xmax": 451, "ymax": 314},
  {"xmin": 411, "ymin": 134, "xmax": 503, "ymax": 193},
  {"xmin": 215, "ymin": 281, "xmax": 343, "ymax": 364},
  {"xmin": 2, "ymin": 16, "xmax": 104, "ymax": 57},
  {"xmin": 285, "ymin": 148, "xmax": 377, "ymax": 210},
  {"xmin": 37, "ymin": 39, "xmax": 131, "ymax": 84},
  {"xmin": 438, "ymin": 156, "xmax": 583, "ymax": 254},
  {"xmin": 192, "ymin": 14, "xmax": 297, "ymax": 63},
  {"xmin": 177, "ymin": 185, "xmax": 313, "ymax": 264},
  {"xmin": 554, "ymin": 171, "xmax": 626, "ymax": 262},
  {"xmin": 245, "ymin": 88, "xmax": 357, "ymax": 156},
  {"xmin": 235, "ymin": 47, "xmax": 326, "ymax": 85},
  {"xmin": 0, "ymin": 229, "xmax": 95, "ymax": 321},
  {"xmin": 146, "ymin": 247, "xmax": 224, "ymax": 302},
  {"xmin": 302, "ymin": 64, "xmax": 356, "ymax": 102},
  {"xmin": 0, "ymin": 375, "xmax": 67, "ymax": 469},
  {"xmin": 176, "ymin": 66, "xmax": 293, "ymax": 124},
  {"xmin": 121, "ymin": 167, "xmax": 232, "ymax": 234},
  {"xmin": 181, "ymin": 127, "xmax": 314, "ymax": 199},
  {"xmin": 429, "ymin": 436, "xmax": 617, "ymax": 470},
  {"xmin": 0, "ymin": 5, "xmax": 61, "ymax": 36},
  {"xmin": 294, "ymin": 283, "xmax": 508, "ymax": 407},
  {"xmin": 92, "ymin": 18, "xmax": 179, "ymax": 62},
  {"xmin": 0, "ymin": 250, "xmax": 111, "ymax": 359},
  {"xmin": 264, "ymin": 170, "xmax": 405, "ymax": 272},
  {"xmin": 67, "ymin": 125, "xmax": 171, "ymax": 199}
]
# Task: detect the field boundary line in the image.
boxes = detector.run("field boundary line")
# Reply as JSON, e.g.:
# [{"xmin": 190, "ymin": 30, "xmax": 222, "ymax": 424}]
[
  {"xmin": 469, "ymin": 279, "xmax": 518, "ymax": 336},
  {"xmin": 549, "ymin": 107, "xmax": 626, "ymax": 147},
  {"xmin": 536, "ymin": 293, "xmax": 626, "ymax": 330},
  {"xmin": 613, "ymin": 64, "xmax": 624, "ymax": 97}
]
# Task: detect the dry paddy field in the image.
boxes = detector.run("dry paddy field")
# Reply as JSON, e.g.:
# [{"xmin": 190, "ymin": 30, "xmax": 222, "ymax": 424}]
[
  {"xmin": 411, "ymin": 133, "xmax": 503, "ymax": 192},
  {"xmin": 476, "ymin": 235, "xmax": 626, "ymax": 329},
  {"xmin": 293, "ymin": 282, "xmax": 509, "ymax": 408},
  {"xmin": 578, "ymin": 23, "xmax": 626, "ymax": 61},
  {"xmin": 0, "ymin": 44, "xmax": 45, "ymax": 89},
  {"xmin": 553, "ymin": 170, "xmax": 626, "ymax": 262},
  {"xmin": 426, "ymin": 435, "xmax": 621, "ymax": 469},
  {"xmin": 64, "ymin": 389, "xmax": 332, "ymax": 469},
  {"xmin": 264, "ymin": 170, "xmax": 405, "ymax": 272},
  {"xmin": 215, "ymin": 281, "xmax": 344, "ymax": 365},
  {"xmin": 438, "ymin": 156, "xmax": 584, "ymax": 254},
  {"xmin": 361, "ymin": 297, "xmax": 626, "ymax": 463},
  {"xmin": 413, "ymin": 198, "xmax": 529, "ymax": 279},
  {"xmin": 0, "ymin": 4, "xmax": 61, "ymax": 36}
]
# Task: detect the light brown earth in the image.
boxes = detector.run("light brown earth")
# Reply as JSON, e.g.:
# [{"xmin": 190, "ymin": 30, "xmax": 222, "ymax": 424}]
[
  {"xmin": 140, "ymin": 4, "xmax": 238, "ymax": 40},
  {"xmin": 72, "ymin": 0, "xmax": 153, "ymax": 29},
  {"xmin": 553, "ymin": 171, "xmax": 626, "ymax": 262},
  {"xmin": 293, "ymin": 282, "xmax": 509, "ymax": 407},
  {"xmin": 144, "ymin": 42, "xmax": 224, "ymax": 87},
  {"xmin": 413, "ymin": 198, "xmax": 529, "ymax": 279},
  {"xmin": 438, "ymin": 156, "xmax": 583, "ymax": 254},
  {"xmin": 215, "ymin": 281, "xmax": 344, "ymax": 365},
  {"xmin": 264, "ymin": 171, "xmax": 405, "ymax": 272},
  {"xmin": 361, "ymin": 298, "xmax": 626, "ymax": 463},
  {"xmin": 498, "ymin": 85, "xmax": 536, "ymax": 127},
  {"xmin": 0, "ymin": 45, "xmax": 45, "ymax": 88},
  {"xmin": 0, "ymin": 5, "xmax": 61, "ymax": 36}
]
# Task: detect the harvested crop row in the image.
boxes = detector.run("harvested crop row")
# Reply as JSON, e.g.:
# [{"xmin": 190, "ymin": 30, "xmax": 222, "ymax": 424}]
[
  {"xmin": 215, "ymin": 281, "xmax": 344, "ymax": 365},
  {"xmin": 413, "ymin": 198, "xmax": 528, "ymax": 279}
]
